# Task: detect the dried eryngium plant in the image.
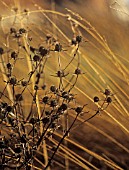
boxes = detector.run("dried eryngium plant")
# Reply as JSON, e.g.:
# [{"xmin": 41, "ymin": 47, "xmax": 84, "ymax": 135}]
[{"xmin": 0, "ymin": 1, "xmax": 127, "ymax": 170}]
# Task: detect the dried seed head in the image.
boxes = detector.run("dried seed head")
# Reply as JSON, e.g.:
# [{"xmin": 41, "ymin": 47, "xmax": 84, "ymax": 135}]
[
  {"xmin": 106, "ymin": 97, "xmax": 112, "ymax": 103},
  {"xmin": 30, "ymin": 46, "xmax": 36, "ymax": 53},
  {"xmin": 74, "ymin": 68, "xmax": 81, "ymax": 75},
  {"xmin": 0, "ymin": 47, "xmax": 4, "ymax": 55},
  {"xmin": 10, "ymin": 27, "xmax": 16, "ymax": 34},
  {"xmin": 34, "ymin": 85, "xmax": 39, "ymax": 90},
  {"xmin": 39, "ymin": 46, "xmax": 48, "ymax": 56},
  {"xmin": 19, "ymin": 28, "xmax": 26, "ymax": 34},
  {"xmin": 94, "ymin": 96, "xmax": 99, "ymax": 102},
  {"xmin": 29, "ymin": 118, "xmax": 37, "ymax": 125},
  {"xmin": 71, "ymin": 37, "xmax": 77, "ymax": 45},
  {"xmin": 50, "ymin": 100, "xmax": 57, "ymax": 107},
  {"xmin": 14, "ymin": 33, "xmax": 21, "ymax": 39},
  {"xmin": 59, "ymin": 103, "xmax": 68, "ymax": 111},
  {"xmin": 76, "ymin": 35, "xmax": 82, "ymax": 43},
  {"xmin": 42, "ymin": 96, "xmax": 49, "ymax": 104},
  {"xmin": 11, "ymin": 51, "xmax": 18, "ymax": 59},
  {"xmin": 42, "ymin": 84, "xmax": 47, "ymax": 90},
  {"xmin": 50, "ymin": 85, "xmax": 57, "ymax": 93},
  {"xmin": 33, "ymin": 55, "xmax": 40, "ymax": 62},
  {"xmin": 42, "ymin": 117, "xmax": 49, "ymax": 124},
  {"xmin": 21, "ymin": 80, "xmax": 28, "ymax": 87},
  {"xmin": 6, "ymin": 63, "xmax": 12, "ymax": 69},
  {"xmin": 57, "ymin": 70, "xmax": 64, "ymax": 77},
  {"xmin": 75, "ymin": 106, "xmax": 83, "ymax": 113},
  {"xmin": 9, "ymin": 77, "xmax": 17, "ymax": 85},
  {"xmin": 36, "ymin": 73, "xmax": 40, "ymax": 78},
  {"xmin": 54, "ymin": 43, "xmax": 62, "ymax": 52},
  {"xmin": 1, "ymin": 102, "xmax": 8, "ymax": 108},
  {"xmin": 62, "ymin": 91, "xmax": 68, "ymax": 99},
  {"xmin": 6, "ymin": 106, "xmax": 13, "ymax": 112},
  {"xmin": 104, "ymin": 89, "xmax": 111, "ymax": 96}
]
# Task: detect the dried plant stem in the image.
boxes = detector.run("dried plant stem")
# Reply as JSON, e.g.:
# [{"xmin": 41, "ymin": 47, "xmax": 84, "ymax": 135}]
[
  {"xmin": 54, "ymin": 132, "xmax": 123, "ymax": 170},
  {"xmin": 0, "ymin": 56, "xmax": 14, "ymax": 103},
  {"xmin": 87, "ymin": 57, "xmax": 129, "ymax": 115},
  {"xmin": 14, "ymin": 0, "xmax": 49, "ymax": 168},
  {"xmin": 44, "ymin": 112, "xmax": 80, "ymax": 169},
  {"xmin": 23, "ymin": 33, "xmax": 50, "ymax": 170},
  {"xmin": 49, "ymin": 137, "xmax": 99, "ymax": 170},
  {"xmin": 71, "ymin": 114, "xmax": 129, "ymax": 153}
]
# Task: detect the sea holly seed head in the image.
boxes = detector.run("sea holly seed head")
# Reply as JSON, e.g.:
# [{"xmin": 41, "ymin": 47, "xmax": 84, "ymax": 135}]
[
  {"xmin": 62, "ymin": 91, "xmax": 68, "ymax": 99},
  {"xmin": 10, "ymin": 27, "xmax": 16, "ymax": 34},
  {"xmin": 42, "ymin": 84, "xmax": 47, "ymax": 90},
  {"xmin": 42, "ymin": 117, "xmax": 49, "ymax": 124},
  {"xmin": 39, "ymin": 46, "xmax": 48, "ymax": 56},
  {"xmin": 29, "ymin": 118, "xmax": 36, "ymax": 125},
  {"xmin": 36, "ymin": 73, "xmax": 40, "ymax": 78},
  {"xmin": 57, "ymin": 70, "xmax": 61, "ymax": 77},
  {"xmin": 33, "ymin": 55, "xmax": 40, "ymax": 62},
  {"xmin": 71, "ymin": 37, "xmax": 77, "ymax": 45},
  {"xmin": 50, "ymin": 100, "xmax": 57, "ymax": 107},
  {"xmin": 21, "ymin": 80, "xmax": 28, "ymax": 86},
  {"xmin": 34, "ymin": 85, "xmax": 39, "ymax": 90},
  {"xmin": 74, "ymin": 68, "xmax": 81, "ymax": 75},
  {"xmin": 11, "ymin": 51, "xmax": 18, "ymax": 59},
  {"xmin": 59, "ymin": 103, "xmax": 68, "ymax": 111},
  {"xmin": 94, "ymin": 96, "xmax": 99, "ymax": 102},
  {"xmin": 106, "ymin": 97, "xmax": 112, "ymax": 103},
  {"xmin": 9, "ymin": 77, "xmax": 17, "ymax": 85},
  {"xmin": 54, "ymin": 43, "xmax": 62, "ymax": 52},
  {"xmin": 104, "ymin": 89, "xmax": 111, "ymax": 96},
  {"xmin": 30, "ymin": 46, "xmax": 36, "ymax": 53},
  {"xmin": 75, "ymin": 106, "xmax": 83, "ymax": 113},
  {"xmin": 42, "ymin": 96, "xmax": 49, "ymax": 104},
  {"xmin": 19, "ymin": 28, "xmax": 26, "ymax": 34},
  {"xmin": 39, "ymin": 46, "xmax": 44, "ymax": 52},
  {"xmin": 14, "ymin": 33, "xmax": 21, "ymax": 39},
  {"xmin": 50, "ymin": 85, "xmax": 57, "ymax": 92},
  {"xmin": 1, "ymin": 102, "xmax": 8, "ymax": 108},
  {"xmin": 6, "ymin": 63, "xmax": 12, "ymax": 69},
  {"xmin": 6, "ymin": 106, "xmax": 13, "ymax": 112},
  {"xmin": 76, "ymin": 35, "xmax": 82, "ymax": 43},
  {"xmin": 0, "ymin": 47, "xmax": 4, "ymax": 55}
]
